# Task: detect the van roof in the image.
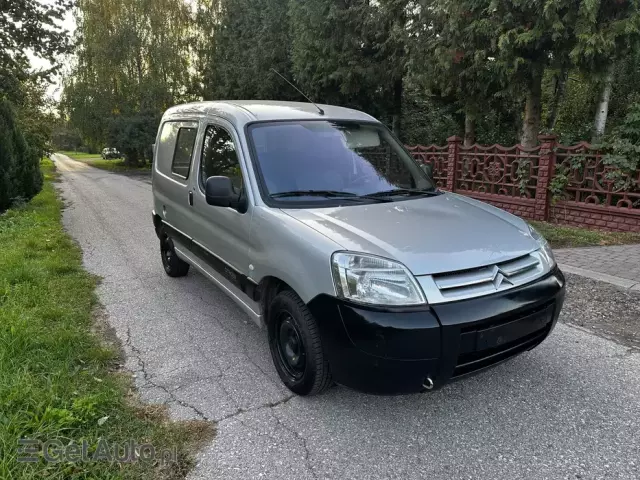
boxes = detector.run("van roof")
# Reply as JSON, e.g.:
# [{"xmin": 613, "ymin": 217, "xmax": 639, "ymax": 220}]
[{"xmin": 162, "ymin": 100, "xmax": 379, "ymax": 127}]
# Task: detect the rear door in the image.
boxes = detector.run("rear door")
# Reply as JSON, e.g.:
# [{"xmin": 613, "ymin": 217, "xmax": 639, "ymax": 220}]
[
  {"xmin": 189, "ymin": 118, "xmax": 255, "ymax": 289},
  {"xmin": 152, "ymin": 120, "xmax": 200, "ymax": 244}
]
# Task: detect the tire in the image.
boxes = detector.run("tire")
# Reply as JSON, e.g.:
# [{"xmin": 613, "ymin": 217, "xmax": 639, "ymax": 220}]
[
  {"xmin": 159, "ymin": 228, "xmax": 190, "ymax": 277},
  {"xmin": 268, "ymin": 290, "xmax": 332, "ymax": 396}
]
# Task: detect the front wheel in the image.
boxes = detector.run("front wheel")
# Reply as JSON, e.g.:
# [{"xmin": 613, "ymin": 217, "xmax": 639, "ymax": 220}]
[
  {"xmin": 159, "ymin": 228, "xmax": 190, "ymax": 277},
  {"xmin": 268, "ymin": 290, "xmax": 332, "ymax": 396}
]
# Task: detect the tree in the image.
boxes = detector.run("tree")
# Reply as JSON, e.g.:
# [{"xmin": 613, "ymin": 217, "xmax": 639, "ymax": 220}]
[
  {"xmin": 0, "ymin": 99, "xmax": 42, "ymax": 211},
  {"xmin": 289, "ymin": 0, "xmax": 379, "ymax": 111},
  {"xmin": 202, "ymin": 0, "xmax": 296, "ymax": 100},
  {"xmin": 374, "ymin": 0, "xmax": 413, "ymax": 136},
  {"xmin": 62, "ymin": 0, "xmax": 196, "ymax": 162},
  {"xmin": 0, "ymin": 0, "xmax": 70, "ymax": 210},
  {"xmin": 415, "ymin": 0, "xmax": 582, "ymax": 147},
  {"xmin": 290, "ymin": 0, "xmax": 412, "ymax": 135},
  {"xmin": 489, "ymin": 1, "xmax": 581, "ymax": 147},
  {"xmin": 568, "ymin": 0, "xmax": 640, "ymax": 142},
  {"xmin": 1, "ymin": 0, "xmax": 72, "ymax": 85},
  {"xmin": 413, "ymin": 0, "xmax": 507, "ymax": 146}
]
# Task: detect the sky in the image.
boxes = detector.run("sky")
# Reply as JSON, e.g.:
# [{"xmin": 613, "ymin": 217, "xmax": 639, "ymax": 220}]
[{"xmin": 27, "ymin": 5, "xmax": 76, "ymax": 101}]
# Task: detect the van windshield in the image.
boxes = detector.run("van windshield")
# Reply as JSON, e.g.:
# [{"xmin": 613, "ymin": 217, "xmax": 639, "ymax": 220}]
[{"xmin": 248, "ymin": 121, "xmax": 435, "ymax": 203}]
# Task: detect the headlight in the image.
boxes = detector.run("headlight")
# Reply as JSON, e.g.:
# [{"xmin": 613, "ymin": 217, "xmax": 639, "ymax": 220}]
[
  {"xmin": 528, "ymin": 224, "xmax": 556, "ymax": 269},
  {"xmin": 331, "ymin": 252, "xmax": 426, "ymax": 306}
]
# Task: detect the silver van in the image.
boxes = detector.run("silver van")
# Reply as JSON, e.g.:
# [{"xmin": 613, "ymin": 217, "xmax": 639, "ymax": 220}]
[{"xmin": 151, "ymin": 101, "xmax": 565, "ymax": 396}]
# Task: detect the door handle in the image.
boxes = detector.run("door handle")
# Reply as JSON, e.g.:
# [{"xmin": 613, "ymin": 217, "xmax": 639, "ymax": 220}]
[{"xmin": 188, "ymin": 191, "xmax": 193, "ymax": 206}]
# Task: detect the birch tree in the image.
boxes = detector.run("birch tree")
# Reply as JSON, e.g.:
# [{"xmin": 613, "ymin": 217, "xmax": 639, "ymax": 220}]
[{"xmin": 569, "ymin": 0, "xmax": 640, "ymax": 143}]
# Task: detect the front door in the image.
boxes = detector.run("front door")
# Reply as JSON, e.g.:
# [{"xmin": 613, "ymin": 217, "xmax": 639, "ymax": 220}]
[{"xmin": 189, "ymin": 119, "xmax": 255, "ymax": 294}]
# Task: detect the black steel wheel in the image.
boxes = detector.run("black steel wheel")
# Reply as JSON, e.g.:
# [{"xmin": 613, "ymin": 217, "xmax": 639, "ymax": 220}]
[
  {"xmin": 268, "ymin": 290, "xmax": 332, "ymax": 395},
  {"xmin": 275, "ymin": 313, "xmax": 306, "ymax": 380},
  {"xmin": 159, "ymin": 228, "xmax": 190, "ymax": 277}
]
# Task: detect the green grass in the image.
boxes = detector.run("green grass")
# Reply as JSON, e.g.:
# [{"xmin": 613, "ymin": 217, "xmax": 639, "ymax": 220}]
[
  {"xmin": 0, "ymin": 159, "xmax": 213, "ymax": 479},
  {"xmin": 531, "ymin": 220, "xmax": 640, "ymax": 249},
  {"xmin": 59, "ymin": 151, "xmax": 103, "ymax": 161},
  {"xmin": 58, "ymin": 151, "xmax": 151, "ymax": 173}
]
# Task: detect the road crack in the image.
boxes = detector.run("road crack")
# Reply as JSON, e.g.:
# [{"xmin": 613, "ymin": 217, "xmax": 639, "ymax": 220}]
[
  {"xmin": 268, "ymin": 406, "xmax": 318, "ymax": 480},
  {"xmin": 126, "ymin": 327, "xmax": 211, "ymax": 421},
  {"xmin": 215, "ymin": 394, "xmax": 317, "ymax": 479},
  {"xmin": 216, "ymin": 393, "xmax": 296, "ymax": 423}
]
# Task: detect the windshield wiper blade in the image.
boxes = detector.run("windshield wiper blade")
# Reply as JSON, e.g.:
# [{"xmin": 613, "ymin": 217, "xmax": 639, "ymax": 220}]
[
  {"xmin": 365, "ymin": 188, "xmax": 441, "ymax": 198},
  {"xmin": 270, "ymin": 190, "xmax": 392, "ymax": 202},
  {"xmin": 270, "ymin": 190, "xmax": 358, "ymax": 198}
]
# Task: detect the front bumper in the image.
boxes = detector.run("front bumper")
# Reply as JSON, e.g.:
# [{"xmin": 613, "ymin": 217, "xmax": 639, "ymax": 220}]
[{"xmin": 307, "ymin": 268, "xmax": 566, "ymax": 394}]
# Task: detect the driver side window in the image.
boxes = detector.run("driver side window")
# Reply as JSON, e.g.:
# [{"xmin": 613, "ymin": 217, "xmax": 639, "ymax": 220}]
[{"xmin": 200, "ymin": 125, "xmax": 243, "ymax": 191}]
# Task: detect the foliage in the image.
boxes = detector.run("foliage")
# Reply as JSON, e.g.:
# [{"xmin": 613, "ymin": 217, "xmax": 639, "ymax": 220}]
[
  {"xmin": 0, "ymin": 0, "xmax": 71, "ymax": 210},
  {"xmin": 51, "ymin": 122, "xmax": 84, "ymax": 152},
  {"xmin": 203, "ymin": 0, "xmax": 296, "ymax": 101},
  {"xmin": 602, "ymin": 102, "xmax": 640, "ymax": 192},
  {"xmin": 401, "ymin": 86, "xmax": 460, "ymax": 145},
  {"xmin": 106, "ymin": 113, "xmax": 158, "ymax": 165},
  {"xmin": 0, "ymin": 0, "xmax": 72, "ymax": 86},
  {"xmin": 288, "ymin": 0, "xmax": 408, "ymax": 130},
  {"xmin": 61, "ymin": 0, "xmax": 196, "ymax": 163},
  {"xmin": 548, "ymin": 153, "xmax": 587, "ymax": 203},
  {"xmin": 516, "ymin": 159, "xmax": 532, "ymax": 196},
  {"xmin": 412, "ymin": 0, "xmax": 507, "ymax": 144},
  {"xmin": 548, "ymin": 71, "xmax": 598, "ymax": 144},
  {"xmin": 570, "ymin": 0, "xmax": 640, "ymax": 73},
  {"xmin": 60, "ymin": 0, "xmax": 640, "ymax": 165},
  {"xmin": 0, "ymin": 99, "xmax": 42, "ymax": 211}
]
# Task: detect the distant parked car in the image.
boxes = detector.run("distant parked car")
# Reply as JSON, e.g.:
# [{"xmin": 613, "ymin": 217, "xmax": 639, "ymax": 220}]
[{"xmin": 101, "ymin": 148, "xmax": 121, "ymax": 159}]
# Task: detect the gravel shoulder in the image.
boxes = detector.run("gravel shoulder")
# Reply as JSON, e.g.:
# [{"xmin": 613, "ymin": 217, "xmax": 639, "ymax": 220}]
[{"xmin": 561, "ymin": 273, "xmax": 640, "ymax": 350}]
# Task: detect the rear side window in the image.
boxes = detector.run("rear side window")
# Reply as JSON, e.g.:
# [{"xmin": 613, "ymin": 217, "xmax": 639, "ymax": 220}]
[
  {"xmin": 171, "ymin": 127, "xmax": 198, "ymax": 178},
  {"xmin": 155, "ymin": 121, "xmax": 198, "ymax": 180}
]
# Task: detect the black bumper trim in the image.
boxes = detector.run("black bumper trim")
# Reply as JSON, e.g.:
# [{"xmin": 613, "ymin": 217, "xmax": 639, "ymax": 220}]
[{"xmin": 307, "ymin": 268, "xmax": 565, "ymax": 395}]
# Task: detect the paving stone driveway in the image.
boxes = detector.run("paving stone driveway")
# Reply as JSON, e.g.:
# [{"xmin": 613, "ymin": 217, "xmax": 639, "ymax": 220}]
[{"xmin": 555, "ymin": 244, "xmax": 640, "ymax": 286}]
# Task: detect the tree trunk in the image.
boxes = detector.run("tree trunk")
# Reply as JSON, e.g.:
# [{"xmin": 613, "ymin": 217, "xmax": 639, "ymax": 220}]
[
  {"xmin": 123, "ymin": 149, "xmax": 139, "ymax": 167},
  {"xmin": 546, "ymin": 67, "xmax": 568, "ymax": 131},
  {"xmin": 464, "ymin": 111, "xmax": 476, "ymax": 146},
  {"xmin": 391, "ymin": 77, "xmax": 403, "ymax": 138},
  {"xmin": 592, "ymin": 62, "xmax": 615, "ymax": 144},
  {"xmin": 521, "ymin": 63, "xmax": 544, "ymax": 148}
]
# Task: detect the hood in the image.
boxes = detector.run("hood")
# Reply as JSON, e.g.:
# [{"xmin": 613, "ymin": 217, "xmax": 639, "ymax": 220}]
[{"xmin": 281, "ymin": 193, "xmax": 540, "ymax": 275}]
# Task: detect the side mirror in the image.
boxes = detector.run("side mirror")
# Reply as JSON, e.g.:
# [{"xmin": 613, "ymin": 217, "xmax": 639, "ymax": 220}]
[{"xmin": 205, "ymin": 176, "xmax": 235, "ymax": 207}]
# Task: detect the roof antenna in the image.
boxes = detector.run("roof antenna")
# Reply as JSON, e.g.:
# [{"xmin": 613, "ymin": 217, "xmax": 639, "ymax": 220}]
[{"xmin": 270, "ymin": 68, "xmax": 325, "ymax": 116}]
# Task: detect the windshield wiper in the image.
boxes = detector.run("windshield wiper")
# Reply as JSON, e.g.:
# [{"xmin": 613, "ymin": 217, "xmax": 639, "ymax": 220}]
[
  {"xmin": 270, "ymin": 190, "xmax": 391, "ymax": 202},
  {"xmin": 364, "ymin": 188, "xmax": 441, "ymax": 198}
]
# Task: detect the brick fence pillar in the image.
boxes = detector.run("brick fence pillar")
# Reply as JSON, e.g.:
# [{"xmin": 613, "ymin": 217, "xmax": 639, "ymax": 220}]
[
  {"xmin": 535, "ymin": 134, "xmax": 557, "ymax": 221},
  {"xmin": 446, "ymin": 136, "xmax": 462, "ymax": 191}
]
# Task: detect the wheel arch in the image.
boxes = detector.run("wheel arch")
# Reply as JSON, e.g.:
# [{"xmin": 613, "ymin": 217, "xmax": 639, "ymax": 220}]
[
  {"xmin": 152, "ymin": 211, "xmax": 163, "ymax": 238},
  {"xmin": 259, "ymin": 276, "xmax": 297, "ymax": 324}
]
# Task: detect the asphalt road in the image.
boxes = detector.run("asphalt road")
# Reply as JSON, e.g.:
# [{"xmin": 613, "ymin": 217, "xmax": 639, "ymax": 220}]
[{"xmin": 52, "ymin": 153, "xmax": 640, "ymax": 480}]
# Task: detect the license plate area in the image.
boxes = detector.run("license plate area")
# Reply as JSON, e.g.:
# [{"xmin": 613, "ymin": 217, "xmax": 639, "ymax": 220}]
[{"xmin": 459, "ymin": 303, "xmax": 554, "ymax": 355}]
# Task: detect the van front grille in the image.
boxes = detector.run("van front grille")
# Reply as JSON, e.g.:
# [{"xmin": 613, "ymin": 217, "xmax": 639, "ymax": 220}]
[{"xmin": 418, "ymin": 252, "xmax": 547, "ymax": 304}]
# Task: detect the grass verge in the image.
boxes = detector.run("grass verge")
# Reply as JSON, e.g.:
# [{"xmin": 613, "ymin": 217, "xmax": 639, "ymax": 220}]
[
  {"xmin": 58, "ymin": 151, "xmax": 151, "ymax": 173},
  {"xmin": 531, "ymin": 220, "xmax": 640, "ymax": 249},
  {"xmin": 0, "ymin": 159, "xmax": 213, "ymax": 479}
]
